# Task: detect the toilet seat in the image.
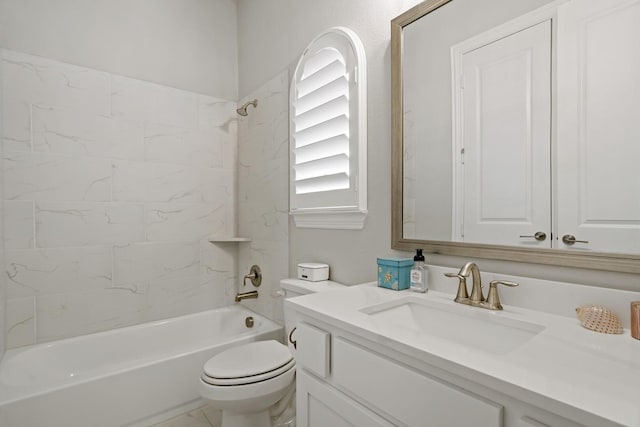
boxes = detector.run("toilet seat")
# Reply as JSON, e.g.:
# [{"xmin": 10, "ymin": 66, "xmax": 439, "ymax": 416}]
[
  {"xmin": 201, "ymin": 340, "xmax": 293, "ymax": 386},
  {"xmin": 202, "ymin": 358, "xmax": 295, "ymax": 386},
  {"xmin": 198, "ymin": 364, "xmax": 296, "ymax": 414}
]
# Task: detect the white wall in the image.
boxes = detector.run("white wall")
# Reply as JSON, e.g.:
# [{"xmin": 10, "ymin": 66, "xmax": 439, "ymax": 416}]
[
  {"xmin": 0, "ymin": 0, "xmax": 238, "ymax": 100},
  {"xmin": 237, "ymin": 0, "xmax": 640, "ymax": 290},
  {"xmin": 237, "ymin": 0, "xmax": 424, "ymax": 286}
]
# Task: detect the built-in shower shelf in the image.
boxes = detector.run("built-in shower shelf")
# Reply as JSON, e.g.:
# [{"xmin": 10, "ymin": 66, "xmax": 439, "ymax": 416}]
[{"xmin": 208, "ymin": 237, "xmax": 251, "ymax": 243}]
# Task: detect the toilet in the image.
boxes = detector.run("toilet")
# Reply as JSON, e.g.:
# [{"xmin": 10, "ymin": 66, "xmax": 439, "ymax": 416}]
[{"xmin": 198, "ymin": 278, "xmax": 346, "ymax": 427}]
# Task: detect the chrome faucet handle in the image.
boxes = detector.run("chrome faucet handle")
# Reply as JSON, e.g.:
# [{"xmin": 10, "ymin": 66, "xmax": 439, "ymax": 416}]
[
  {"xmin": 483, "ymin": 280, "xmax": 519, "ymax": 310},
  {"xmin": 444, "ymin": 272, "xmax": 469, "ymax": 302}
]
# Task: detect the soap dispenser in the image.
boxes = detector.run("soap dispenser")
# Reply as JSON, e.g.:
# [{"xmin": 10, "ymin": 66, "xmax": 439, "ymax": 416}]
[{"xmin": 410, "ymin": 249, "xmax": 428, "ymax": 293}]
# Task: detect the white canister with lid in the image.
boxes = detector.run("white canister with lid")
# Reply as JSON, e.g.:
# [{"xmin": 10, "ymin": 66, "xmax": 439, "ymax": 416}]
[{"xmin": 297, "ymin": 262, "xmax": 329, "ymax": 281}]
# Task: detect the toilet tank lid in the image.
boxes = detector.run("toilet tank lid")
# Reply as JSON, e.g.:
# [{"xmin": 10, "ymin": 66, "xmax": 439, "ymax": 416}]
[{"xmin": 280, "ymin": 278, "xmax": 346, "ymax": 295}]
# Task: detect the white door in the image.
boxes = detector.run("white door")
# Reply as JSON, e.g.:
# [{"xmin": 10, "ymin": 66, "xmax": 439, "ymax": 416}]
[
  {"xmin": 556, "ymin": 0, "xmax": 640, "ymax": 254},
  {"xmin": 459, "ymin": 20, "xmax": 552, "ymax": 247}
]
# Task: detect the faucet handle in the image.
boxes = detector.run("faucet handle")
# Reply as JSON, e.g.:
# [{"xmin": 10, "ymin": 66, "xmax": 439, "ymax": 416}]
[
  {"xmin": 490, "ymin": 280, "xmax": 519, "ymax": 287},
  {"xmin": 444, "ymin": 272, "xmax": 469, "ymax": 302},
  {"xmin": 243, "ymin": 265, "xmax": 262, "ymax": 287},
  {"xmin": 484, "ymin": 280, "xmax": 519, "ymax": 310}
]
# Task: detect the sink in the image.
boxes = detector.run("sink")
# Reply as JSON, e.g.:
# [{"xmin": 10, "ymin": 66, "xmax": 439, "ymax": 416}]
[{"xmin": 360, "ymin": 297, "xmax": 545, "ymax": 354}]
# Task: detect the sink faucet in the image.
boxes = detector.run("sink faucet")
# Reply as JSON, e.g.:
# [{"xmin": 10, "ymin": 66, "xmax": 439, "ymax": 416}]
[
  {"xmin": 444, "ymin": 262, "xmax": 518, "ymax": 310},
  {"xmin": 458, "ymin": 262, "xmax": 484, "ymax": 303},
  {"xmin": 235, "ymin": 290, "xmax": 258, "ymax": 302}
]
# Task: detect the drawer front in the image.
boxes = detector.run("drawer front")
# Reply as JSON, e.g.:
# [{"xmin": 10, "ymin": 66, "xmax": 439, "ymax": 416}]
[
  {"xmin": 333, "ymin": 337, "xmax": 503, "ymax": 427},
  {"xmin": 297, "ymin": 322, "xmax": 331, "ymax": 378}
]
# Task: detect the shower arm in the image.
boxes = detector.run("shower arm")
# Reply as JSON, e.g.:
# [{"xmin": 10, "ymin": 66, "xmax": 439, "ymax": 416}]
[{"xmin": 236, "ymin": 99, "xmax": 258, "ymax": 116}]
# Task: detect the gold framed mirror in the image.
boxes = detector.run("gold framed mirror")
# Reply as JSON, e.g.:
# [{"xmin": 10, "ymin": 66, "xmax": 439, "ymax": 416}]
[{"xmin": 391, "ymin": 0, "xmax": 640, "ymax": 274}]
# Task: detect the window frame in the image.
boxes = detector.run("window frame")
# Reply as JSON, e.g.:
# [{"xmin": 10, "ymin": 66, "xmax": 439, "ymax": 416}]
[{"xmin": 289, "ymin": 26, "xmax": 368, "ymax": 229}]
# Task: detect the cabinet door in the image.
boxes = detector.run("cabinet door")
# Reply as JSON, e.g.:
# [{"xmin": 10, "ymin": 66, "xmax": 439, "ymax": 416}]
[
  {"xmin": 556, "ymin": 0, "xmax": 640, "ymax": 253},
  {"xmin": 296, "ymin": 370, "xmax": 394, "ymax": 427},
  {"xmin": 296, "ymin": 322, "xmax": 331, "ymax": 379},
  {"xmin": 458, "ymin": 20, "xmax": 552, "ymax": 247}
]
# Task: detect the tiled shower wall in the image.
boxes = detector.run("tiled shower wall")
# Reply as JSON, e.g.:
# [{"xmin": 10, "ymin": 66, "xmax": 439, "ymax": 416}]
[
  {"xmin": 2, "ymin": 49, "xmax": 238, "ymax": 348},
  {"xmin": 237, "ymin": 71, "xmax": 289, "ymax": 325},
  {"xmin": 0, "ymin": 55, "xmax": 5, "ymax": 357}
]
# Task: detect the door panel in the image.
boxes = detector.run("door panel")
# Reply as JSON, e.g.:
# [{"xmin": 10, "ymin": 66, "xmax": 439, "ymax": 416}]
[
  {"xmin": 557, "ymin": 0, "xmax": 640, "ymax": 253},
  {"xmin": 460, "ymin": 20, "xmax": 552, "ymax": 247}
]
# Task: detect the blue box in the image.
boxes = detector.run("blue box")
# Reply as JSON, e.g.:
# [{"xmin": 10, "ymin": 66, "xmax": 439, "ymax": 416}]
[{"xmin": 377, "ymin": 257, "xmax": 413, "ymax": 291}]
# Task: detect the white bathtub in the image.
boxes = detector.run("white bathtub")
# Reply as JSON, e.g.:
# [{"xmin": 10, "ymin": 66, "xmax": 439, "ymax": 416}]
[{"xmin": 0, "ymin": 306, "xmax": 282, "ymax": 427}]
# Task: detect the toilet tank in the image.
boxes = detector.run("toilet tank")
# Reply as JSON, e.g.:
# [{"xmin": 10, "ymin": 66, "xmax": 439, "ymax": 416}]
[
  {"xmin": 280, "ymin": 278, "xmax": 345, "ymax": 298},
  {"xmin": 280, "ymin": 278, "xmax": 346, "ymax": 352}
]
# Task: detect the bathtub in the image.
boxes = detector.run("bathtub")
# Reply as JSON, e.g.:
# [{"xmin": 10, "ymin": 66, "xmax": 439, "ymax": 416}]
[{"xmin": 0, "ymin": 306, "xmax": 282, "ymax": 427}]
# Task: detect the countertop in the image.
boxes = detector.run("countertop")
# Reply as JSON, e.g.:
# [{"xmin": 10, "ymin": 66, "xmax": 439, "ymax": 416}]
[{"xmin": 287, "ymin": 284, "xmax": 640, "ymax": 427}]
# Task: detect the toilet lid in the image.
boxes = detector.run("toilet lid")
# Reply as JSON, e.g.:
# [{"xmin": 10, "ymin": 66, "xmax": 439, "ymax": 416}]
[{"xmin": 203, "ymin": 340, "xmax": 293, "ymax": 379}]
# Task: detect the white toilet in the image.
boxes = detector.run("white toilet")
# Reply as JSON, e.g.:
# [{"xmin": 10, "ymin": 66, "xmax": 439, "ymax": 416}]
[{"xmin": 198, "ymin": 278, "xmax": 346, "ymax": 427}]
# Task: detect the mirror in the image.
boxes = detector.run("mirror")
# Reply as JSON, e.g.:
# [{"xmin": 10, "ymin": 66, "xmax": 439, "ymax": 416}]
[{"xmin": 391, "ymin": 0, "xmax": 640, "ymax": 273}]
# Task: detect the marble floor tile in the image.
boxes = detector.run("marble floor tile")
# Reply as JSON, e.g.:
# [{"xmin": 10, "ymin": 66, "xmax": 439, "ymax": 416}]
[{"xmin": 150, "ymin": 403, "xmax": 222, "ymax": 427}]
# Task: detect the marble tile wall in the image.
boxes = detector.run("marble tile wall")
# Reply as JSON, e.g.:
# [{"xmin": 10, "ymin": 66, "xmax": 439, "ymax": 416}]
[
  {"xmin": 1, "ymin": 49, "xmax": 239, "ymax": 347},
  {"xmin": 0, "ymin": 54, "xmax": 5, "ymax": 357},
  {"xmin": 237, "ymin": 71, "xmax": 290, "ymax": 324}
]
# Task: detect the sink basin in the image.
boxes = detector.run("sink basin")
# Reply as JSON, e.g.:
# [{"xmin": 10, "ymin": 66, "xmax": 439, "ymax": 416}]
[{"xmin": 360, "ymin": 297, "xmax": 545, "ymax": 354}]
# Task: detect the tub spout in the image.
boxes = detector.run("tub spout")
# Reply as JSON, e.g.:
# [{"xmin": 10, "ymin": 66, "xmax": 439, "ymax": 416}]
[{"xmin": 235, "ymin": 290, "xmax": 259, "ymax": 302}]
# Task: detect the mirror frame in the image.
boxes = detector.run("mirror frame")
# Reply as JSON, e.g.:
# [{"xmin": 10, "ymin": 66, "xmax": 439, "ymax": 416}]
[{"xmin": 390, "ymin": 0, "xmax": 640, "ymax": 274}]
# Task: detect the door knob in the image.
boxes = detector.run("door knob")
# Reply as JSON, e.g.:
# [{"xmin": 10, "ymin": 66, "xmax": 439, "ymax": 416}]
[
  {"xmin": 562, "ymin": 234, "xmax": 589, "ymax": 245},
  {"xmin": 519, "ymin": 231, "xmax": 547, "ymax": 241}
]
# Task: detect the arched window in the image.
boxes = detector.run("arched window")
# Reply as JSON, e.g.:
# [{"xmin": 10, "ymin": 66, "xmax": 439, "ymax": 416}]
[{"xmin": 290, "ymin": 27, "xmax": 367, "ymax": 229}]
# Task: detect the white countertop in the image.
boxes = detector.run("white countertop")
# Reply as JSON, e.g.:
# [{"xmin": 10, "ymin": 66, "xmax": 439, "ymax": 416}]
[{"xmin": 287, "ymin": 284, "xmax": 640, "ymax": 427}]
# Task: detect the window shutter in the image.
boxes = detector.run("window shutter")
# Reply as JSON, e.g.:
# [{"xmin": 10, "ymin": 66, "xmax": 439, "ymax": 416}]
[{"xmin": 290, "ymin": 27, "xmax": 367, "ymax": 229}]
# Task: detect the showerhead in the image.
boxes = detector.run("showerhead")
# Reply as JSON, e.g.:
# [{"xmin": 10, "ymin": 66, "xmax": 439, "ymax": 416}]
[{"xmin": 236, "ymin": 99, "xmax": 258, "ymax": 116}]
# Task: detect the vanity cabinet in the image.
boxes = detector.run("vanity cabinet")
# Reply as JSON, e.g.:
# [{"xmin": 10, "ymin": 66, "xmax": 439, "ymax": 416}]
[{"xmin": 295, "ymin": 319, "xmax": 590, "ymax": 427}]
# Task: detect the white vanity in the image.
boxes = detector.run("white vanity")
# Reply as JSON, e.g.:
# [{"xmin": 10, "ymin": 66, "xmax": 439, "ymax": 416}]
[{"xmin": 287, "ymin": 267, "xmax": 640, "ymax": 427}]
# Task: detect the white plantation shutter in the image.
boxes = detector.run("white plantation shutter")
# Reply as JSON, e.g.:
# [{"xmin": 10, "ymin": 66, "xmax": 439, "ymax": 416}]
[{"xmin": 290, "ymin": 27, "xmax": 367, "ymax": 229}]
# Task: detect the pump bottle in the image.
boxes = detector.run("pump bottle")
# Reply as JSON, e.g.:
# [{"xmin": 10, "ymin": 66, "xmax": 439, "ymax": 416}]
[{"xmin": 410, "ymin": 249, "xmax": 428, "ymax": 293}]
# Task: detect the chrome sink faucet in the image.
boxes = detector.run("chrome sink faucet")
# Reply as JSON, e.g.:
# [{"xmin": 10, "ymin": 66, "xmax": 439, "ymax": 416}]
[{"xmin": 444, "ymin": 262, "xmax": 518, "ymax": 310}]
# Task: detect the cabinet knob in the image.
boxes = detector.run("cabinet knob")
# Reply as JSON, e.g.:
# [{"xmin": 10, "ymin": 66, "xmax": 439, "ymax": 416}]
[
  {"xmin": 562, "ymin": 234, "xmax": 589, "ymax": 245},
  {"xmin": 519, "ymin": 231, "xmax": 547, "ymax": 241}
]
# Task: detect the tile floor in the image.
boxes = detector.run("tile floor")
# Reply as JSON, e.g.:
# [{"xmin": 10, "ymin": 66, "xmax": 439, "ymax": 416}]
[
  {"xmin": 150, "ymin": 402, "xmax": 296, "ymax": 427},
  {"xmin": 151, "ymin": 403, "xmax": 222, "ymax": 427}
]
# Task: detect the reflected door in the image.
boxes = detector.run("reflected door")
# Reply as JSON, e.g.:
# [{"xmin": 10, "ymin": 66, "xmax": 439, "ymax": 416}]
[
  {"xmin": 457, "ymin": 20, "xmax": 551, "ymax": 247},
  {"xmin": 556, "ymin": 0, "xmax": 640, "ymax": 254}
]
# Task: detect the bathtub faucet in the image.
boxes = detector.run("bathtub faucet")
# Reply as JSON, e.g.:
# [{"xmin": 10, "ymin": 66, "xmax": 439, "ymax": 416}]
[{"xmin": 235, "ymin": 290, "xmax": 259, "ymax": 302}]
